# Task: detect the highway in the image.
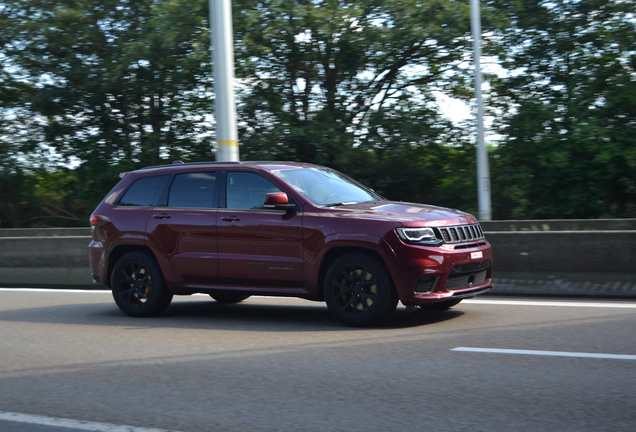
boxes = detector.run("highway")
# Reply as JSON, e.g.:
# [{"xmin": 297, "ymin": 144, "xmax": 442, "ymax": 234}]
[{"xmin": 1, "ymin": 288, "xmax": 635, "ymax": 432}]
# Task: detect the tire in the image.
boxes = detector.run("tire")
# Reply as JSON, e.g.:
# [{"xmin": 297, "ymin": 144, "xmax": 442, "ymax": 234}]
[
  {"xmin": 110, "ymin": 251, "xmax": 173, "ymax": 317},
  {"xmin": 424, "ymin": 299, "xmax": 462, "ymax": 311},
  {"xmin": 323, "ymin": 253, "xmax": 398, "ymax": 327},
  {"xmin": 209, "ymin": 292, "xmax": 251, "ymax": 304}
]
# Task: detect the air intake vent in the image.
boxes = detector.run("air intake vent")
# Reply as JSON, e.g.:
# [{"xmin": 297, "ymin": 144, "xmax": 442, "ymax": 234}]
[{"xmin": 415, "ymin": 275, "xmax": 439, "ymax": 294}]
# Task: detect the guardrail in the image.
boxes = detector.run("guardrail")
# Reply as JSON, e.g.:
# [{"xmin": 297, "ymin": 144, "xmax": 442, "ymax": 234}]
[{"xmin": 1, "ymin": 221, "xmax": 635, "ymax": 297}]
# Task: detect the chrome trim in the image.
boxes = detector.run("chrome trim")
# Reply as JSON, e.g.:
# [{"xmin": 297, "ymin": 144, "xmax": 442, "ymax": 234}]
[{"xmin": 437, "ymin": 223, "xmax": 485, "ymax": 244}]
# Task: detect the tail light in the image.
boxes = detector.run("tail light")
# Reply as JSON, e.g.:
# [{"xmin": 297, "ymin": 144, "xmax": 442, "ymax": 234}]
[{"xmin": 90, "ymin": 214, "xmax": 100, "ymax": 228}]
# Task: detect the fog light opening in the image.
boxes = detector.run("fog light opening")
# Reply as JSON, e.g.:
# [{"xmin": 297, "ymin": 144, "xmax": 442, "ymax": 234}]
[{"xmin": 415, "ymin": 275, "xmax": 439, "ymax": 294}]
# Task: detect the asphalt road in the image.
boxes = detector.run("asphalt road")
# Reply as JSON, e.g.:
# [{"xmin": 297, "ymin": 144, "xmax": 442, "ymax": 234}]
[{"xmin": 1, "ymin": 288, "xmax": 635, "ymax": 432}]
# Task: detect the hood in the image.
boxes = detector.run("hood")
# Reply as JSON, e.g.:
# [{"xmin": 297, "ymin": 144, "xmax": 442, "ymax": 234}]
[{"xmin": 327, "ymin": 201, "xmax": 478, "ymax": 226}]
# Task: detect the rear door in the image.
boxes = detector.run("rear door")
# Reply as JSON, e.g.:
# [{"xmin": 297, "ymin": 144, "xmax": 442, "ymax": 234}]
[
  {"xmin": 217, "ymin": 170, "xmax": 304, "ymax": 288},
  {"xmin": 146, "ymin": 171, "xmax": 219, "ymax": 284}
]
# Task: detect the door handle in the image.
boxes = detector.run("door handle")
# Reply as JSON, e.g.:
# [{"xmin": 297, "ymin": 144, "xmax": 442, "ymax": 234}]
[
  {"xmin": 221, "ymin": 216, "xmax": 240, "ymax": 222},
  {"xmin": 153, "ymin": 214, "xmax": 171, "ymax": 220}
]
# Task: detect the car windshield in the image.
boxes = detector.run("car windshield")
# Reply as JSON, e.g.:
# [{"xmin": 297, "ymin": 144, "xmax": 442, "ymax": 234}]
[{"xmin": 271, "ymin": 167, "xmax": 383, "ymax": 206}]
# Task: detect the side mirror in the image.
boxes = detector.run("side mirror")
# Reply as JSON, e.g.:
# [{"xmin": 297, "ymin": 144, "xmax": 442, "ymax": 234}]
[{"xmin": 263, "ymin": 192, "xmax": 297, "ymax": 213}]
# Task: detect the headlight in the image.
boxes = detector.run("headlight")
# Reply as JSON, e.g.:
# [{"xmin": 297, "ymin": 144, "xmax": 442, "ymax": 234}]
[{"xmin": 395, "ymin": 227, "xmax": 443, "ymax": 246}]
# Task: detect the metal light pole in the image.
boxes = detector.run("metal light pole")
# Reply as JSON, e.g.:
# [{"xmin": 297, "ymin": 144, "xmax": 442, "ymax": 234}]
[
  {"xmin": 210, "ymin": 0, "xmax": 239, "ymax": 162},
  {"xmin": 471, "ymin": 0, "xmax": 492, "ymax": 220}
]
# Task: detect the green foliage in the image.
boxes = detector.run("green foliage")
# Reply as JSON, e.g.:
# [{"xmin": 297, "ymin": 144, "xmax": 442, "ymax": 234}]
[
  {"xmin": 230, "ymin": 0, "xmax": 486, "ymax": 208},
  {"xmin": 1, "ymin": 0, "xmax": 635, "ymax": 226},
  {"xmin": 1, "ymin": 0, "xmax": 217, "ymax": 225},
  {"xmin": 490, "ymin": 0, "xmax": 636, "ymax": 219},
  {"xmin": 233, "ymin": 0, "xmax": 476, "ymax": 166},
  {"xmin": 0, "ymin": 0, "xmax": 214, "ymax": 168}
]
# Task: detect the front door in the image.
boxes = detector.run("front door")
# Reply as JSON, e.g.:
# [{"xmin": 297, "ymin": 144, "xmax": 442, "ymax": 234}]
[{"xmin": 217, "ymin": 171, "xmax": 303, "ymax": 288}]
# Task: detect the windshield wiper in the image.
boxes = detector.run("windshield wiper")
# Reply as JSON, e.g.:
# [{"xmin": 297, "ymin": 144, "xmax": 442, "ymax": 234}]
[{"xmin": 322, "ymin": 201, "xmax": 357, "ymax": 207}]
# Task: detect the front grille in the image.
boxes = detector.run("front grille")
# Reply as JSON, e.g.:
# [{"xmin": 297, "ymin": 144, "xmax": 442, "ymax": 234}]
[
  {"xmin": 445, "ymin": 270, "xmax": 488, "ymax": 290},
  {"xmin": 437, "ymin": 223, "xmax": 484, "ymax": 244}
]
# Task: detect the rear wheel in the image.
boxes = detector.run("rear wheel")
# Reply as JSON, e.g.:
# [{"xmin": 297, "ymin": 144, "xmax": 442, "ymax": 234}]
[
  {"xmin": 111, "ymin": 251, "xmax": 173, "ymax": 317},
  {"xmin": 324, "ymin": 253, "xmax": 398, "ymax": 327},
  {"xmin": 209, "ymin": 292, "xmax": 251, "ymax": 304}
]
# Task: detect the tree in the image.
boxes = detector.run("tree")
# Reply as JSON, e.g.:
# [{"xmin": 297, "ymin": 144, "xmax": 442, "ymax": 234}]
[
  {"xmin": 490, "ymin": 0, "xmax": 636, "ymax": 219},
  {"xmin": 0, "ymin": 0, "xmax": 214, "ymax": 168},
  {"xmin": 232, "ymin": 0, "xmax": 479, "ymax": 171},
  {"xmin": 0, "ymin": 0, "xmax": 220, "ymax": 225}
]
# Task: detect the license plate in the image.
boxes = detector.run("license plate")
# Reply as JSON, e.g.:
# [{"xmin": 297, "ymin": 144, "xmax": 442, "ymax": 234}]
[{"xmin": 471, "ymin": 251, "xmax": 483, "ymax": 260}]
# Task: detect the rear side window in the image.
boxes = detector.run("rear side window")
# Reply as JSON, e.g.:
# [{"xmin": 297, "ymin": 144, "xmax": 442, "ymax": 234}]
[
  {"xmin": 168, "ymin": 172, "xmax": 217, "ymax": 208},
  {"xmin": 118, "ymin": 175, "xmax": 169, "ymax": 207}
]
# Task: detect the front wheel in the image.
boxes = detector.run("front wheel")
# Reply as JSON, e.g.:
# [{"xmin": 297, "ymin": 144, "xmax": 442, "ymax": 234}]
[
  {"xmin": 324, "ymin": 253, "xmax": 398, "ymax": 327},
  {"xmin": 111, "ymin": 251, "xmax": 173, "ymax": 317}
]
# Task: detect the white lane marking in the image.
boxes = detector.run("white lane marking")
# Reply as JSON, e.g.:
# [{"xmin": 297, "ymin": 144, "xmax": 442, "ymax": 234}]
[
  {"xmin": 464, "ymin": 299, "xmax": 636, "ymax": 308},
  {"xmin": 0, "ymin": 288, "xmax": 110, "ymax": 293},
  {"xmin": 0, "ymin": 411, "xmax": 180, "ymax": 432},
  {"xmin": 452, "ymin": 347, "xmax": 636, "ymax": 361}
]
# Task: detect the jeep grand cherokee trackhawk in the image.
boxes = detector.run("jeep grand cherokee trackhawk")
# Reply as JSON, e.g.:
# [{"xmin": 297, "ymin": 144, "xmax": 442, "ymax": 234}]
[{"xmin": 89, "ymin": 161, "xmax": 493, "ymax": 326}]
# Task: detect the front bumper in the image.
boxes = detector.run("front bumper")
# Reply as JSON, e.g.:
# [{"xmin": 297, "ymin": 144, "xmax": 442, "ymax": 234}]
[
  {"xmin": 404, "ymin": 282, "xmax": 494, "ymax": 306},
  {"xmin": 384, "ymin": 237, "xmax": 494, "ymax": 306}
]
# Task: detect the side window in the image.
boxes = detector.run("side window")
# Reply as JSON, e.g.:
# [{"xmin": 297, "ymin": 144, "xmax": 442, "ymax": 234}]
[
  {"xmin": 226, "ymin": 172, "xmax": 281, "ymax": 210},
  {"xmin": 118, "ymin": 175, "xmax": 169, "ymax": 207},
  {"xmin": 167, "ymin": 172, "xmax": 216, "ymax": 208}
]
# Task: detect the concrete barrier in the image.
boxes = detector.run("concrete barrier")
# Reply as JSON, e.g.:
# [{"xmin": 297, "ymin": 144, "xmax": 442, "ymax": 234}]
[
  {"xmin": 0, "ymin": 230, "xmax": 94, "ymax": 289},
  {"xmin": 1, "ymin": 221, "xmax": 635, "ymax": 297},
  {"xmin": 485, "ymin": 231, "xmax": 635, "ymax": 273},
  {"xmin": 481, "ymin": 218, "xmax": 636, "ymax": 232},
  {"xmin": 480, "ymin": 219, "xmax": 636, "ymax": 297}
]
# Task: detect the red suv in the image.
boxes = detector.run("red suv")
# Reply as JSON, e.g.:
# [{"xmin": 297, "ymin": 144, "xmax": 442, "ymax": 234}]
[{"xmin": 89, "ymin": 161, "xmax": 493, "ymax": 326}]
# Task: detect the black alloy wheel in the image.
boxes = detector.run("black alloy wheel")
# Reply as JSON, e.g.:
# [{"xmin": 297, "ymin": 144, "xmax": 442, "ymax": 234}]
[
  {"xmin": 111, "ymin": 251, "xmax": 173, "ymax": 317},
  {"xmin": 324, "ymin": 253, "xmax": 398, "ymax": 327}
]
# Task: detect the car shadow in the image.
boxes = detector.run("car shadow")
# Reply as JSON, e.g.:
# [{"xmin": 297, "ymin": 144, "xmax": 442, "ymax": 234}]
[
  {"xmin": 0, "ymin": 296, "xmax": 464, "ymax": 332},
  {"xmin": 163, "ymin": 300, "xmax": 464, "ymax": 330}
]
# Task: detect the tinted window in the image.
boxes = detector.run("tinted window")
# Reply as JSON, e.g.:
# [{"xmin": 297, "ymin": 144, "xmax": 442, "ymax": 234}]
[
  {"xmin": 118, "ymin": 175, "xmax": 169, "ymax": 207},
  {"xmin": 226, "ymin": 172, "xmax": 281, "ymax": 210},
  {"xmin": 168, "ymin": 172, "xmax": 217, "ymax": 208}
]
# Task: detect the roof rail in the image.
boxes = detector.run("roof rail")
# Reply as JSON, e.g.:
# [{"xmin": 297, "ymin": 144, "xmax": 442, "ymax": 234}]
[{"xmin": 135, "ymin": 161, "xmax": 243, "ymax": 171}]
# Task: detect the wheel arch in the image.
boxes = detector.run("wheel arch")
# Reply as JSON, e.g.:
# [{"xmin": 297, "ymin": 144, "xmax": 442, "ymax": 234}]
[
  {"xmin": 316, "ymin": 246, "xmax": 395, "ymax": 301},
  {"xmin": 107, "ymin": 244, "xmax": 159, "ymax": 288}
]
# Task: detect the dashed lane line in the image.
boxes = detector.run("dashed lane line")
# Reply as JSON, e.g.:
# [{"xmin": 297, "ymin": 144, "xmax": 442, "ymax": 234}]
[
  {"xmin": 0, "ymin": 411, "xmax": 180, "ymax": 432},
  {"xmin": 452, "ymin": 347, "xmax": 636, "ymax": 360},
  {"xmin": 464, "ymin": 299, "xmax": 636, "ymax": 308}
]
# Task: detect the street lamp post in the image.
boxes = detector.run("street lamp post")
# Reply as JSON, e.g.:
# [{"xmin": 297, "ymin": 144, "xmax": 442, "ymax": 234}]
[
  {"xmin": 210, "ymin": 0, "xmax": 240, "ymax": 162},
  {"xmin": 471, "ymin": 0, "xmax": 492, "ymax": 221}
]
